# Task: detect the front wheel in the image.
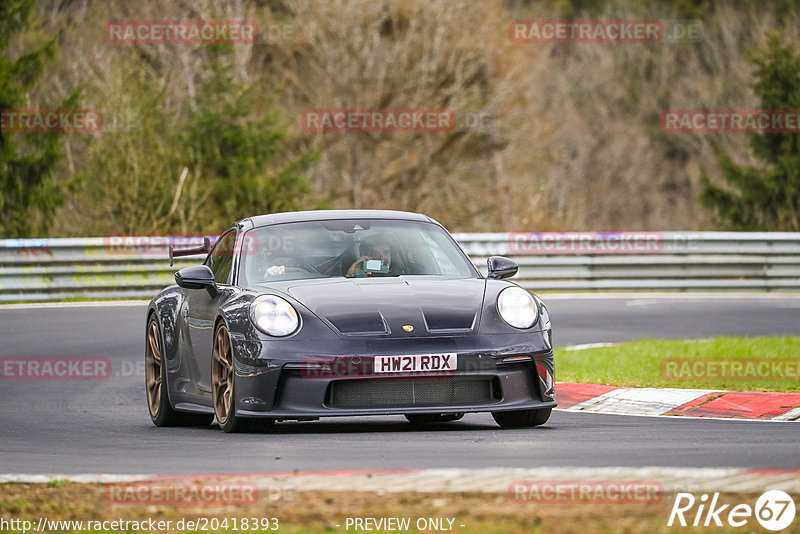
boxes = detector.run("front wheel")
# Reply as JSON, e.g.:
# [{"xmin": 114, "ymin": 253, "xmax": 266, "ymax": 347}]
[
  {"xmin": 146, "ymin": 315, "xmax": 213, "ymax": 427},
  {"xmin": 212, "ymin": 323, "xmax": 274, "ymax": 433},
  {"xmin": 491, "ymin": 408, "xmax": 551, "ymax": 428}
]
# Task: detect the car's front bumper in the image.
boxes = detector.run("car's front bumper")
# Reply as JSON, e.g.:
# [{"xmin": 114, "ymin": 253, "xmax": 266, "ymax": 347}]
[{"xmin": 231, "ymin": 334, "xmax": 555, "ymax": 419}]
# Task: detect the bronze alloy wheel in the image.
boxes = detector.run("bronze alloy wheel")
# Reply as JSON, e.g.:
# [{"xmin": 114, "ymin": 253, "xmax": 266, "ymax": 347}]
[
  {"xmin": 211, "ymin": 323, "xmax": 274, "ymax": 433},
  {"xmin": 145, "ymin": 318, "xmax": 163, "ymax": 418},
  {"xmin": 145, "ymin": 314, "xmax": 213, "ymax": 427},
  {"xmin": 212, "ymin": 325, "xmax": 234, "ymax": 425}
]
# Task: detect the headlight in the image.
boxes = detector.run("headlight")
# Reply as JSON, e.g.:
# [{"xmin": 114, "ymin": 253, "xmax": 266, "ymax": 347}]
[
  {"xmin": 250, "ymin": 295, "xmax": 300, "ymax": 336},
  {"xmin": 497, "ymin": 286, "xmax": 538, "ymax": 329}
]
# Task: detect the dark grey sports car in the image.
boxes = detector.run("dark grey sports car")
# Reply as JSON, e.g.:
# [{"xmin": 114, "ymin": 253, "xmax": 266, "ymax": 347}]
[{"xmin": 145, "ymin": 210, "xmax": 555, "ymax": 432}]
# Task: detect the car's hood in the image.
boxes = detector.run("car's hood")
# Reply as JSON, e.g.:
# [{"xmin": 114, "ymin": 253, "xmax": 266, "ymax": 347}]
[{"xmin": 286, "ymin": 277, "xmax": 486, "ymax": 338}]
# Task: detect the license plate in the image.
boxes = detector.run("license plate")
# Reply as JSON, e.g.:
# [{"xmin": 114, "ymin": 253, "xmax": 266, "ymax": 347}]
[{"xmin": 373, "ymin": 353, "xmax": 457, "ymax": 374}]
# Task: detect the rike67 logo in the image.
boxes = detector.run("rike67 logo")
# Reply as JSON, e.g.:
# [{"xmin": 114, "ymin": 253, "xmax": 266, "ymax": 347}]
[{"xmin": 668, "ymin": 490, "xmax": 796, "ymax": 531}]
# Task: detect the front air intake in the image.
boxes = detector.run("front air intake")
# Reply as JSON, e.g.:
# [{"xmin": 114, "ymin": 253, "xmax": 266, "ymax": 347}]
[{"xmin": 326, "ymin": 376, "xmax": 500, "ymax": 408}]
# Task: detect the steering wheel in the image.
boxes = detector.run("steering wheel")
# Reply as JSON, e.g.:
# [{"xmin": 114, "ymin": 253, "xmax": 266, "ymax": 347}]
[
  {"xmin": 300, "ymin": 258, "xmax": 322, "ymax": 275},
  {"xmin": 315, "ymin": 253, "xmax": 348, "ymax": 277},
  {"xmin": 282, "ymin": 266, "xmax": 309, "ymax": 273}
]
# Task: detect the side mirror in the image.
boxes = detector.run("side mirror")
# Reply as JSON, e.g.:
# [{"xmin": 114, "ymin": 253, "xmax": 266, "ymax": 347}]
[
  {"xmin": 175, "ymin": 265, "xmax": 217, "ymax": 296},
  {"xmin": 487, "ymin": 256, "xmax": 518, "ymax": 280}
]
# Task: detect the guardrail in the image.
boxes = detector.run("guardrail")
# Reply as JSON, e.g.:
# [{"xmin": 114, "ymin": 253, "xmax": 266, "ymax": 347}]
[{"xmin": 0, "ymin": 232, "xmax": 798, "ymax": 301}]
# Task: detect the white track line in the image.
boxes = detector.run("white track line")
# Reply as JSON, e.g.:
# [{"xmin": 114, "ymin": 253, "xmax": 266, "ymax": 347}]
[
  {"xmin": 554, "ymin": 408, "xmax": 800, "ymax": 423},
  {"xmin": 2, "ymin": 468, "xmax": 798, "ymax": 493},
  {"xmin": 542, "ymin": 292, "xmax": 800, "ymax": 299},
  {"xmin": 0, "ymin": 300, "xmax": 149, "ymax": 310}
]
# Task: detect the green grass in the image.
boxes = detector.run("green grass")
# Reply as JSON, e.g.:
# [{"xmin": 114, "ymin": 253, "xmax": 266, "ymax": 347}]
[
  {"xmin": 556, "ymin": 336, "xmax": 800, "ymax": 392},
  {"xmin": 0, "ymin": 483, "xmax": 761, "ymax": 534}
]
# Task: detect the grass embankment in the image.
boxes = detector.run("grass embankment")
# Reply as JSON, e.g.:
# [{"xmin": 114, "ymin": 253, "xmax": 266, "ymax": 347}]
[
  {"xmin": 557, "ymin": 336, "xmax": 800, "ymax": 392},
  {"xmin": 0, "ymin": 482, "xmax": 771, "ymax": 534}
]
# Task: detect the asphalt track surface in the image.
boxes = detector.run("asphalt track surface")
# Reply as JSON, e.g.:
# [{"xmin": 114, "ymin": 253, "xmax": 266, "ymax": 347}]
[{"xmin": 0, "ymin": 294, "xmax": 798, "ymax": 474}]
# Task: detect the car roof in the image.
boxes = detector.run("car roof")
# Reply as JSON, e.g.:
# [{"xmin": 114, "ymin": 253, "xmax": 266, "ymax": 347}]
[{"xmin": 241, "ymin": 209, "xmax": 436, "ymax": 229}]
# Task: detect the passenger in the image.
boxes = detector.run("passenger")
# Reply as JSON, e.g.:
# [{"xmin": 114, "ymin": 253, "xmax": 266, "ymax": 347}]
[{"xmin": 346, "ymin": 238, "xmax": 394, "ymax": 277}]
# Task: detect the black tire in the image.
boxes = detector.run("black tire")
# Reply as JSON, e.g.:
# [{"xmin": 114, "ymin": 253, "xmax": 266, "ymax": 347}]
[
  {"xmin": 212, "ymin": 323, "xmax": 275, "ymax": 433},
  {"xmin": 146, "ymin": 315, "xmax": 213, "ymax": 427},
  {"xmin": 404, "ymin": 413, "xmax": 464, "ymax": 424},
  {"xmin": 491, "ymin": 408, "xmax": 551, "ymax": 428}
]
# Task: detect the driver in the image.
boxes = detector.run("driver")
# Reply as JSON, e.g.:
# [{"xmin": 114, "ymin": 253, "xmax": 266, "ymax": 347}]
[
  {"xmin": 262, "ymin": 245, "xmax": 308, "ymax": 278},
  {"xmin": 346, "ymin": 237, "xmax": 393, "ymax": 278},
  {"xmin": 264, "ymin": 256, "xmax": 301, "ymax": 277}
]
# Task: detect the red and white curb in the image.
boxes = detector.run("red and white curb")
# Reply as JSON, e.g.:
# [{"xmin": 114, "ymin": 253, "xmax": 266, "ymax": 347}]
[
  {"xmin": 1, "ymin": 468, "xmax": 799, "ymax": 493},
  {"xmin": 556, "ymin": 382, "xmax": 800, "ymax": 421}
]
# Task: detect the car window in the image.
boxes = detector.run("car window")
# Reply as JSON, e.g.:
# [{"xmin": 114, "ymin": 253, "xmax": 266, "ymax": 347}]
[
  {"xmin": 418, "ymin": 230, "xmax": 465, "ymax": 275},
  {"xmin": 239, "ymin": 219, "xmax": 478, "ymax": 286},
  {"xmin": 208, "ymin": 230, "xmax": 236, "ymax": 284}
]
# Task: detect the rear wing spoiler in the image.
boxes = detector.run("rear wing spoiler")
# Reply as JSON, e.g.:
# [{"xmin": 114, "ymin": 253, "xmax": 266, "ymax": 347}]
[{"xmin": 169, "ymin": 236, "xmax": 212, "ymax": 267}]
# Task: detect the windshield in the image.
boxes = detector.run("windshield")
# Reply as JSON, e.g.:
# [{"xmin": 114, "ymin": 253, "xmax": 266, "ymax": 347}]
[{"xmin": 238, "ymin": 219, "xmax": 477, "ymax": 285}]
